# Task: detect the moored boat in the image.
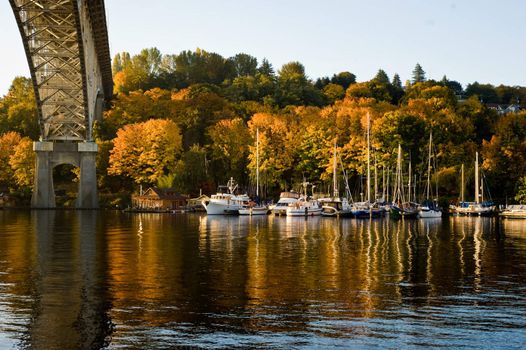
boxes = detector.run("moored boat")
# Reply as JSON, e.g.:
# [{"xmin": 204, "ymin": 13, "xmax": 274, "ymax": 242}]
[
  {"xmin": 321, "ymin": 198, "xmax": 353, "ymax": 217},
  {"xmin": 500, "ymin": 204, "xmax": 526, "ymax": 219},
  {"xmin": 270, "ymin": 191, "xmax": 300, "ymax": 215},
  {"xmin": 453, "ymin": 152, "xmax": 496, "ymax": 216},
  {"xmin": 286, "ymin": 198, "xmax": 322, "ymax": 216},
  {"xmin": 418, "ymin": 132, "xmax": 442, "ymax": 219},
  {"xmin": 238, "ymin": 206, "xmax": 269, "ymax": 216},
  {"xmin": 239, "ymin": 128, "xmax": 269, "ymax": 216},
  {"xmin": 202, "ymin": 178, "xmax": 250, "ymax": 215}
]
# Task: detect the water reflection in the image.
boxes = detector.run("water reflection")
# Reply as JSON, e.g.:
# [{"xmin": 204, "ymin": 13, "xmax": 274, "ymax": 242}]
[
  {"xmin": 0, "ymin": 211, "xmax": 112, "ymax": 349},
  {"xmin": 0, "ymin": 212, "xmax": 525, "ymax": 349}
]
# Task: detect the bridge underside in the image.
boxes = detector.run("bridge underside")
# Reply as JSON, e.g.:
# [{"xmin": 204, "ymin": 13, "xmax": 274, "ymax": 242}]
[{"xmin": 10, "ymin": 0, "xmax": 112, "ymax": 208}]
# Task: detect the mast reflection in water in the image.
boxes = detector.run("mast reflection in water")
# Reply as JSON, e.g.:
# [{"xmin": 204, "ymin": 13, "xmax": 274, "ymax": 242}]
[{"xmin": 0, "ymin": 211, "xmax": 525, "ymax": 349}]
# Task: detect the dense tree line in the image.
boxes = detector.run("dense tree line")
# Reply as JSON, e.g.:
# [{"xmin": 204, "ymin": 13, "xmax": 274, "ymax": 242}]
[{"xmin": 1, "ymin": 48, "xmax": 526, "ymax": 205}]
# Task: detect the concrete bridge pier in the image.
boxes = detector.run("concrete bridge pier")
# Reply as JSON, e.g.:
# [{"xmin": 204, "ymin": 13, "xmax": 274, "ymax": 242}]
[{"xmin": 32, "ymin": 142, "xmax": 99, "ymax": 209}]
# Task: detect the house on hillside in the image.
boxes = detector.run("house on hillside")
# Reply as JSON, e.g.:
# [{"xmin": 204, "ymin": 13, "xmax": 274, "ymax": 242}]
[{"xmin": 131, "ymin": 188, "xmax": 188, "ymax": 211}]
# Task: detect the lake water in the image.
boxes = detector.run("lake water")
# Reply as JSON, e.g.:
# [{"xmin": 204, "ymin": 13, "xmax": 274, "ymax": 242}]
[{"xmin": 0, "ymin": 211, "xmax": 525, "ymax": 349}]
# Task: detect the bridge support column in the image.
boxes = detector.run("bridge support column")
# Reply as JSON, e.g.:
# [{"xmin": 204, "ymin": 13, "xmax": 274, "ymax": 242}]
[
  {"xmin": 32, "ymin": 142, "xmax": 56, "ymax": 209},
  {"xmin": 77, "ymin": 142, "xmax": 99, "ymax": 209},
  {"xmin": 31, "ymin": 141, "xmax": 99, "ymax": 209}
]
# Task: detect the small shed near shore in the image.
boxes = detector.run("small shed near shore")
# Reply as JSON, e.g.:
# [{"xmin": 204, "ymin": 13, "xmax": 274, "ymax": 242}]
[
  {"xmin": 131, "ymin": 188, "xmax": 188, "ymax": 210},
  {"xmin": 187, "ymin": 194, "xmax": 210, "ymax": 211}
]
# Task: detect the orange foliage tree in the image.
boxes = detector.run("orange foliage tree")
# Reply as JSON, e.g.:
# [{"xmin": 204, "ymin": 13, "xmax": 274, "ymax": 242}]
[{"xmin": 108, "ymin": 119, "xmax": 182, "ymax": 185}]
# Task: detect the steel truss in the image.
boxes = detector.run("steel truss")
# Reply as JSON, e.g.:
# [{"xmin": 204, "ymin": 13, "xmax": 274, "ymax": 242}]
[{"xmin": 10, "ymin": 0, "xmax": 88, "ymax": 141}]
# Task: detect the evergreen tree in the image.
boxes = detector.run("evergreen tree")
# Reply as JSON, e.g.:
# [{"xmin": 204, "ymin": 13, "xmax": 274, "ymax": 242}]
[
  {"xmin": 392, "ymin": 73, "xmax": 402, "ymax": 89},
  {"xmin": 373, "ymin": 69, "xmax": 390, "ymax": 84},
  {"xmin": 258, "ymin": 58, "xmax": 275, "ymax": 76},
  {"xmin": 412, "ymin": 63, "xmax": 426, "ymax": 84}
]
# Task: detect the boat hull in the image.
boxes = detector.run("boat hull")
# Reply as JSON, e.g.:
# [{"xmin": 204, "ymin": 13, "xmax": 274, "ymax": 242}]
[
  {"xmin": 321, "ymin": 206, "xmax": 353, "ymax": 217},
  {"xmin": 390, "ymin": 206, "xmax": 419, "ymax": 219},
  {"xmin": 203, "ymin": 201, "xmax": 244, "ymax": 215},
  {"xmin": 287, "ymin": 208, "xmax": 322, "ymax": 216},
  {"xmin": 238, "ymin": 207, "xmax": 269, "ymax": 216},
  {"xmin": 419, "ymin": 209, "xmax": 442, "ymax": 218}
]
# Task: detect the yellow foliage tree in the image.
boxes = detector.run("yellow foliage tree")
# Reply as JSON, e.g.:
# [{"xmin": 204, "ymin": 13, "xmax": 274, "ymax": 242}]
[
  {"xmin": 108, "ymin": 119, "xmax": 182, "ymax": 185},
  {"xmin": 9, "ymin": 137, "xmax": 35, "ymax": 188},
  {"xmin": 0, "ymin": 132, "xmax": 22, "ymax": 188}
]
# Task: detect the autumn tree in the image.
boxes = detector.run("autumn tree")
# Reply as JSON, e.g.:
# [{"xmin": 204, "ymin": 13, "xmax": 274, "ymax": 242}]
[
  {"xmin": 0, "ymin": 77, "xmax": 39, "ymax": 139},
  {"xmin": 0, "ymin": 132, "xmax": 22, "ymax": 189},
  {"xmin": 248, "ymin": 113, "xmax": 299, "ymax": 190},
  {"xmin": 207, "ymin": 118, "xmax": 250, "ymax": 183},
  {"xmin": 9, "ymin": 137, "xmax": 35, "ymax": 189},
  {"xmin": 108, "ymin": 119, "xmax": 182, "ymax": 185},
  {"xmin": 482, "ymin": 112, "xmax": 526, "ymax": 199}
]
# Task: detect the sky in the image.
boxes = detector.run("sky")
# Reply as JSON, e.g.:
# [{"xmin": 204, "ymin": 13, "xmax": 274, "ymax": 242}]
[{"xmin": 1, "ymin": 0, "xmax": 525, "ymax": 96}]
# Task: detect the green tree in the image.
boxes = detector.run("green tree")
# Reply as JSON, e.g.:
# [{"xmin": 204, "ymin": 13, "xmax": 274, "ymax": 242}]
[
  {"xmin": 258, "ymin": 58, "xmax": 275, "ymax": 76},
  {"xmin": 412, "ymin": 63, "xmax": 426, "ymax": 84},
  {"xmin": 515, "ymin": 176, "xmax": 526, "ymax": 203},
  {"xmin": 277, "ymin": 62, "xmax": 322, "ymax": 106},
  {"xmin": 373, "ymin": 69, "xmax": 390, "ymax": 84},
  {"xmin": 230, "ymin": 53, "xmax": 258, "ymax": 77},
  {"xmin": 331, "ymin": 71, "xmax": 356, "ymax": 89}
]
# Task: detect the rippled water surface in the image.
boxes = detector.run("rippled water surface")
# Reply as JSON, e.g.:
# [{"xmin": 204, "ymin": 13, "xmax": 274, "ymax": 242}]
[{"xmin": 0, "ymin": 211, "xmax": 525, "ymax": 349}]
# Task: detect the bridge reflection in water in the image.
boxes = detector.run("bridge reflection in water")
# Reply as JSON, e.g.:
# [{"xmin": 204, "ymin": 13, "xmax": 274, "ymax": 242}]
[{"xmin": 0, "ymin": 212, "xmax": 525, "ymax": 349}]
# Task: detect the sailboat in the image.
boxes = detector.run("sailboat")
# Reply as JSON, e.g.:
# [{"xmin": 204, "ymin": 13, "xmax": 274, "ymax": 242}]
[
  {"xmin": 352, "ymin": 113, "xmax": 383, "ymax": 218},
  {"xmin": 419, "ymin": 132, "xmax": 442, "ymax": 218},
  {"xmin": 321, "ymin": 141, "xmax": 353, "ymax": 217},
  {"xmin": 454, "ymin": 152, "xmax": 496, "ymax": 216},
  {"xmin": 390, "ymin": 144, "xmax": 419, "ymax": 219},
  {"xmin": 239, "ymin": 129, "xmax": 269, "ymax": 215}
]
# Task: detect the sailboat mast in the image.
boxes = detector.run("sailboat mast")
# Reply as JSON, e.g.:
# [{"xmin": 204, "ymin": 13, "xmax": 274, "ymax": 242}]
[
  {"xmin": 367, "ymin": 113, "xmax": 371, "ymax": 203},
  {"xmin": 395, "ymin": 144, "xmax": 403, "ymax": 203},
  {"xmin": 461, "ymin": 164, "xmax": 465, "ymax": 202},
  {"xmin": 333, "ymin": 140, "xmax": 338, "ymax": 198},
  {"xmin": 382, "ymin": 166, "xmax": 386, "ymax": 201},
  {"xmin": 256, "ymin": 128, "xmax": 259, "ymax": 197},
  {"xmin": 408, "ymin": 161, "xmax": 412, "ymax": 203},
  {"xmin": 426, "ymin": 132, "xmax": 432, "ymax": 200},
  {"xmin": 386, "ymin": 166, "xmax": 390, "ymax": 203},
  {"xmin": 475, "ymin": 152, "xmax": 480, "ymax": 203},
  {"xmin": 374, "ymin": 153, "xmax": 378, "ymax": 203},
  {"xmin": 481, "ymin": 175, "xmax": 484, "ymax": 203}
]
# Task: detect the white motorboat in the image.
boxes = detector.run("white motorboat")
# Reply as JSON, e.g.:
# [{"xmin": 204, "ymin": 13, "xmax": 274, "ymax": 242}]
[
  {"xmin": 270, "ymin": 191, "xmax": 300, "ymax": 215},
  {"xmin": 202, "ymin": 178, "xmax": 250, "ymax": 215}
]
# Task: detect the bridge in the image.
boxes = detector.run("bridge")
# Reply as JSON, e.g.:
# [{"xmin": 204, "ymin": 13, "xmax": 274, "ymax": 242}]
[{"xmin": 9, "ymin": 0, "xmax": 113, "ymax": 208}]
